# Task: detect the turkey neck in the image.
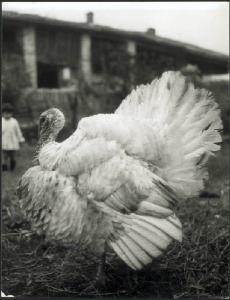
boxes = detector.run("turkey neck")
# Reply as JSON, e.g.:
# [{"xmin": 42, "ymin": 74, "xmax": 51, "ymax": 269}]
[{"xmin": 33, "ymin": 131, "xmax": 57, "ymax": 166}]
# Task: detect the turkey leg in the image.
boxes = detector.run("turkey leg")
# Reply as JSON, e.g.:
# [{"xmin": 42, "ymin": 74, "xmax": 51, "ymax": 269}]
[{"xmin": 94, "ymin": 246, "xmax": 106, "ymax": 287}]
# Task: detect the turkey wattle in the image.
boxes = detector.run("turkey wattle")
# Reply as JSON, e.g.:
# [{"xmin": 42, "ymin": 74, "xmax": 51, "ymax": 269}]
[{"xmin": 17, "ymin": 71, "xmax": 222, "ymax": 283}]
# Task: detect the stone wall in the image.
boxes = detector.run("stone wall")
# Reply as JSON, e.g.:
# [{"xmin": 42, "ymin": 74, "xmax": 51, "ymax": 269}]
[
  {"xmin": 15, "ymin": 83, "xmax": 125, "ymax": 142},
  {"xmin": 15, "ymin": 87, "xmax": 78, "ymax": 141}
]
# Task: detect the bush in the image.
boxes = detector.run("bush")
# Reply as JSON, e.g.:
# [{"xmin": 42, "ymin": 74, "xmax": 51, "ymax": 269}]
[
  {"xmin": 202, "ymin": 80, "xmax": 229, "ymax": 134},
  {"xmin": 2, "ymin": 53, "xmax": 30, "ymax": 106}
]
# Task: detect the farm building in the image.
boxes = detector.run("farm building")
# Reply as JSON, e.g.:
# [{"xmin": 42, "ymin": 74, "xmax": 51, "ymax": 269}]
[{"xmin": 2, "ymin": 10, "xmax": 229, "ymax": 136}]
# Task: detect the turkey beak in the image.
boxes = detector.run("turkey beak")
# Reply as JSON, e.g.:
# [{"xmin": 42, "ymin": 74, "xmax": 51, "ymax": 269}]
[{"xmin": 38, "ymin": 118, "xmax": 44, "ymax": 135}]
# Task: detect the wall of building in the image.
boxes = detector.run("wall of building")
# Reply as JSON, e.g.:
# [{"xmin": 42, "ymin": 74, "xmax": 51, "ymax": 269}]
[
  {"xmin": 2, "ymin": 20, "xmax": 228, "ymax": 139},
  {"xmin": 3, "ymin": 20, "xmax": 227, "ymax": 89}
]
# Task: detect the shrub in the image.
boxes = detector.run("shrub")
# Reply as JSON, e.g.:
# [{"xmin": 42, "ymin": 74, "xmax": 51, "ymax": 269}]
[{"xmin": 2, "ymin": 53, "xmax": 30, "ymax": 107}]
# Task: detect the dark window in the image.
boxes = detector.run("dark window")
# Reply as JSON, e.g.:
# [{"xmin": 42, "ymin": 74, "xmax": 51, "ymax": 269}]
[
  {"xmin": 37, "ymin": 62, "xmax": 59, "ymax": 88},
  {"xmin": 91, "ymin": 36, "xmax": 127, "ymax": 75},
  {"xmin": 136, "ymin": 43, "xmax": 177, "ymax": 84}
]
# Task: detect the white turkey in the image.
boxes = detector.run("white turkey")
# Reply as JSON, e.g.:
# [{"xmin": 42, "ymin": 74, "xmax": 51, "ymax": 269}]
[{"xmin": 17, "ymin": 71, "xmax": 222, "ymax": 285}]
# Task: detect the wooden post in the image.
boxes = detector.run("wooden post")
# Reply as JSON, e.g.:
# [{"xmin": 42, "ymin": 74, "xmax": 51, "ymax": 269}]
[
  {"xmin": 80, "ymin": 33, "xmax": 92, "ymax": 81},
  {"xmin": 126, "ymin": 40, "xmax": 136, "ymax": 88},
  {"xmin": 22, "ymin": 26, "xmax": 37, "ymax": 88}
]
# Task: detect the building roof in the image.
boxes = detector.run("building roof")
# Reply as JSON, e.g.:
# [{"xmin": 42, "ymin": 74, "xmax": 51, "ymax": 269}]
[{"xmin": 2, "ymin": 10, "xmax": 229, "ymax": 67}]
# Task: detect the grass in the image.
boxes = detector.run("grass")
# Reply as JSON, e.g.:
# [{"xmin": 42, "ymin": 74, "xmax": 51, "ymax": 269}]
[{"xmin": 1, "ymin": 139, "xmax": 229, "ymax": 298}]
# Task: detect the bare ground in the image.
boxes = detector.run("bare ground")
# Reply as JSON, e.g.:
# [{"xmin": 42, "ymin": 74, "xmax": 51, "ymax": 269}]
[{"xmin": 1, "ymin": 139, "xmax": 229, "ymax": 298}]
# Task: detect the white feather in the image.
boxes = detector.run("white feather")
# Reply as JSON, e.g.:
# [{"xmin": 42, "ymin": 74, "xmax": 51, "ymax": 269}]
[{"xmin": 19, "ymin": 71, "xmax": 222, "ymax": 271}]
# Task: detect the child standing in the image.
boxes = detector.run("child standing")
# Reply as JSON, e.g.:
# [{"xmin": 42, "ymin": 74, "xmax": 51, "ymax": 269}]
[{"xmin": 2, "ymin": 103, "xmax": 25, "ymax": 171}]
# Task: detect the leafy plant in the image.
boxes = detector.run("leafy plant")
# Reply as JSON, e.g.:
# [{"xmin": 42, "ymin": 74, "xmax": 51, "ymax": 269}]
[{"xmin": 2, "ymin": 53, "xmax": 31, "ymax": 107}]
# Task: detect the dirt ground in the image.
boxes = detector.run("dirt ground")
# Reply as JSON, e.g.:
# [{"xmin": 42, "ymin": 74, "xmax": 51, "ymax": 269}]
[{"xmin": 1, "ymin": 138, "xmax": 229, "ymax": 298}]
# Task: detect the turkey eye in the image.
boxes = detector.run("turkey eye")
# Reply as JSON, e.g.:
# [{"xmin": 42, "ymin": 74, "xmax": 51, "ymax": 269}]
[{"xmin": 40, "ymin": 116, "xmax": 46, "ymax": 126}]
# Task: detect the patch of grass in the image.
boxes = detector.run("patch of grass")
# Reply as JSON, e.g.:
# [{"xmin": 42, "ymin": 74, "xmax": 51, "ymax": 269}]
[{"xmin": 1, "ymin": 140, "xmax": 229, "ymax": 297}]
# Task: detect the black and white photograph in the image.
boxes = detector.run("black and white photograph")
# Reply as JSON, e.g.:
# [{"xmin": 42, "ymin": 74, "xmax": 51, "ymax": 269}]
[{"xmin": 1, "ymin": 2, "xmax": 229, "ymax": 298}]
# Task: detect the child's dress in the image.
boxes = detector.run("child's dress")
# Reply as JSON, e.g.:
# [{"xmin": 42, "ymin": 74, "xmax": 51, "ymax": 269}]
[
  {"xmin": 2, "ymin": 117, "xmax": 25, "ymax": 150},
  {"xmin": 2, "ymin": 117, "xmax": 25, "ymax": 171}
]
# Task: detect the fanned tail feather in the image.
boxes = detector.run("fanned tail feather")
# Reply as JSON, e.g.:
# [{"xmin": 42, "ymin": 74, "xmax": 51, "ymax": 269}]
[
  {"xmin": 116, "ymin": 71, "xmax": 223, "ymax": 198},
  {"xmin": 109, "ymin": 213, "xmax": 182, "ymax": 270}
]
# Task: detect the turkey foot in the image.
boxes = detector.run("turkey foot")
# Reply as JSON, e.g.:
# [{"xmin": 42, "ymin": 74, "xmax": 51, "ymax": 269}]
[{"xmin": 94, "ymin": 252, "xmax": 106, "ymax": 288}]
